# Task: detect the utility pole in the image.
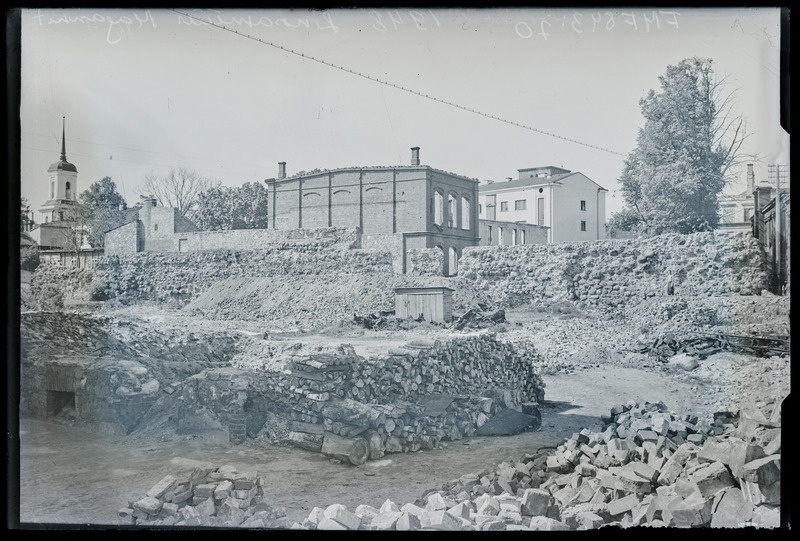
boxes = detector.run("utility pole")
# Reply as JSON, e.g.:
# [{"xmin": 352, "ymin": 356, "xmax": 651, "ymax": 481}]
[{"xmin": 767, "ymin": 164, "xmax": 789, "ymax": 294}]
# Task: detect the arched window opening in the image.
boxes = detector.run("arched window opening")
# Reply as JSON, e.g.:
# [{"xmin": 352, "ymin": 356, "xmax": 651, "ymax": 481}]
[
  {"xmin": 498, "ymin": 226, "xmax": 504, "ymax": 245},
  {"xmin": 434, "ymin": 191, "xmax": 444, "ymax": 226},
  {"xmin": 461, "ymin": 197, "xmax": 471, "ymax": 230},
  {"xmin": 448, "ymin": 194, "xmax": 457, "ymax": 228},
  {"xmin": 65, "ymin": 181, "xmax": 71, "ymax": 199}
]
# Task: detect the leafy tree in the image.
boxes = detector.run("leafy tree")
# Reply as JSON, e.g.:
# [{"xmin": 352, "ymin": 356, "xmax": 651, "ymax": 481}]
[
  {"xmin": 79, "ymin": 176, "xmax": 127, "ymax": 247},
  {"xmin": 141, "ymin": 167, "xmax": 213, "ymax": 219},
  {"xmin": 20, "ymin": 197, "xmax": 34, "ymax": 231},
  {"xmin": 192, "ymin": 181, "xmax": 269, "ymax": 230},
  {"xmin": 618, "ymin": 57, "xmax": 746, "ymax": 235}
]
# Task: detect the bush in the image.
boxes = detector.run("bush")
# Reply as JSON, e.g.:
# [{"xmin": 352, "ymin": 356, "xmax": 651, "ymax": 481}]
[{"xmin": 20, "ymin": 245, "xmax": 40, "ymax": 272}]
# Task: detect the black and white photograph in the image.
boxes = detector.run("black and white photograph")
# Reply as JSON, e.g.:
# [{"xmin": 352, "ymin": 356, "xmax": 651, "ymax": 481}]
[{"xmin": 10, "ymin": 6, "xmax": 790, "ymax": 530}]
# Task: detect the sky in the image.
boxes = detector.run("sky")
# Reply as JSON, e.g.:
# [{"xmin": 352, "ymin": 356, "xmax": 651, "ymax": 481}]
[{"xmin": 18, "ymin": 7, "xmax": 788, "ymax": 220}]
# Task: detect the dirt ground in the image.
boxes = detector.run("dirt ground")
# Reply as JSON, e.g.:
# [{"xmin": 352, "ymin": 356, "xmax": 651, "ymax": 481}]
[
  {"xmin": 17, "ymin": 361, "xmax": 723, "ymax": 528},
  {"xmin": 14, "ymin": 294, "xmax": 789, "ymax": 529}
]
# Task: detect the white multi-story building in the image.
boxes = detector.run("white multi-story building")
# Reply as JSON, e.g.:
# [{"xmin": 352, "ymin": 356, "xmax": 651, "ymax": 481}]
[{"xmin": 478, "ymin": 166, "xmax": 607, "ymax": 243}]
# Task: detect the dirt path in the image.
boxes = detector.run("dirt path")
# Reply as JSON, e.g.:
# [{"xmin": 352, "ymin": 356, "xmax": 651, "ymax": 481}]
[{"xmin": 16, "ymin": 364, "xmax": 704, "ymax": 527}]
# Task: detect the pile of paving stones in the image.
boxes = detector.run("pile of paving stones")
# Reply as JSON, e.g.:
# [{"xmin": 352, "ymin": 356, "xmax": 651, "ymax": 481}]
[{"xmin": 122, "ymin": 398, "xmax": 782, "ymax": 529}]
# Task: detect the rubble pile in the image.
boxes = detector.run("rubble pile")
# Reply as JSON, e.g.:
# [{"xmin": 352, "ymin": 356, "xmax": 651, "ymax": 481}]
[
  {"xmin": 640, "ymin": 332, "xmax": 790, "ymax": 363},
  {"xmin": 263, "ymin": 334, "xmax": 545, "ymax": 459},
  {"xmin": 118, "ymin": 465, "xmax": 294, "ymax": 528},
  {"xmin": 122, "ymin": 399, "xmax": 782, "ymax": 530},
  {"xmin": 176, "ymin": 334, "xmax": 546, "ymax": 462},
  {"xmin": 458, "ymin": 231, "xmax": 769, "ymax": 316},
  {"xmin": 293, "ymin": 400, "xmax": 782, "ymax": 530},
  {"xmin": 20, "ymin": 312, "xmax": 238, "ymax": 367}
]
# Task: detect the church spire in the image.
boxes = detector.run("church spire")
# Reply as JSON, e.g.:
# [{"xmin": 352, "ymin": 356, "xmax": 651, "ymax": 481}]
[{"xmin": 60, "ymin": 116, "xmax": 67, "ymax": 161}]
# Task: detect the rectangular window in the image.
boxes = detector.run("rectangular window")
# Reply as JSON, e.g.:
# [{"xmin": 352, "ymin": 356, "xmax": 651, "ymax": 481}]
[
  {"xmin": 487, "ymin": 225, "xmax": 492, "ymax": 244},
  {"xmin": 498, "ymin": 227, "xmax": 504, "ymax": 245},
  {"xmin": 537, "ymin": 198, "xmax": 545, "ymax": 225},
  {"xmin": 500, "ymin": 201, "xmax": 508, "ymax": 212},
  {"xmin": 519, "ymin": 230, "xmax": 526, "ymax": 245},
  {"xmin": 580, "ymin": 200, "xmax": 586, "ymax": 211},
  {"xmin": 512, "ymin": 229, "xmax": 518, "ymax": 245},
  {"xmin": 515, "ymin": 200, "xmax": 526, "ymax": 211},
  {"xmin": 581, "ymin": 221, "xmax": 587, "ymax": 231},
  {"xmin": 479, "ymin": 204, "xmax": 483, "ymax": 215}
]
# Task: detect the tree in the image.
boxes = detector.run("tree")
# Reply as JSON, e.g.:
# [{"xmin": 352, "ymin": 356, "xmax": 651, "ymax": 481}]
[
  {"xmin": 617, "ymin": 57, "xmax": 746, "ymax": 235},
  {"xmin": 79, "ymin": 176, "xmax": 127, "ymax": 247},
  {"xmin": 192, "ymin": 182, "xmax": 269, "ymax": 230},
  {"xmin": 20, "ymin": 197, "xmax": 34, "ymax": 231},
  {"xmin": 55, "ymin": 203, "xmax": 93, "ymax": 268},
  {"xmin": 141, "ymin": 167, "xmax": 213, "ymax": 219}
]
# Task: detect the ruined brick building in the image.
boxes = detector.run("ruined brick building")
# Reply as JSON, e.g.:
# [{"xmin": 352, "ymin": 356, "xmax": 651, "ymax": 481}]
[{"xmin": 264, "ymin": 147, "xmax": 480, "ymax": 276}]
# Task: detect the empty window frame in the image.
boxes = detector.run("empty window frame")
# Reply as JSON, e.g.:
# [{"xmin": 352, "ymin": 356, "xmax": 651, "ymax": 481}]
[
  {"xmin": 500, "ymin": 201, "xmax": 509, "ymax": 212},
  {"xmin": 434, "ymin": 191, "xmax": 444, "ymax": 226},
  {"xmin": 580, "ymin": 200, "xmax": 586, "ymax": 211},
  {"xmin": 448, "ymin": 194, "xmax": 457, "ymax": 228},
  {"xmin": 487, "ymin": 225, "xmax": 493, "ymax": 244},
  {"xmin": 461, "ymin": 197, "xmax": 471, "ymax": 230},
  {"xmin": 581, "ymin": 220, "xmax": 587, "ymax": 231},
  {"xmin": 519, "ymin": 230, "xmax": 526, "ymax": 245},
  {"xmin": 515, "ymin": 199, "xmax": 526, "ymax": 211}
]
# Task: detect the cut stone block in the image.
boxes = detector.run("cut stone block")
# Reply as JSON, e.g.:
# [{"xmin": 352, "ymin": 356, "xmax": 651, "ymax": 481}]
[
  {"xmin": 395, "ymin": 512, "xmax": 422, "ymax": 531},
  {"xmin": 193, "ymin": 483, "xmax": 217, "ymax": 499},
  {"xmin": 750, "ymin": 505, "xmax": 781, "ymax": 528},
  {"xmin": 668, "ymin": 492, "xmax": 712, "ymax": 528},
  {"xmin": 447, "ymin": 501, "xmax": 471, "ymax": 520},
  {"xmin": 146, "ymin": 475, "xmax": 177, "ymax": 499},
  {"xmin": 521, "ymin": 488, "xmax": 551, "ymax": 517},
  {"xmin": 213, "ymin": 480, "xmax": 233, "ymax": 500},
  {"xmin": 710, "ymin": 487, "xmax": 754, "ymax": 528},
  {"xmin": 427, "ymin": 509, "xmax": 462, "ymax": 531},
  {"xmin": 425, "ymin": 492, "xmax": 447, "ymax": 511},
  {"xmin": 742, "ymin": 455, "xmax": 781, "ymax": 487},
  {"xmin": 133, "ymin": 496, "xmax": 163, "ymax": 516},
  {"xmin": 529, "ymin": 516, "xmax": 570, "ymax": 530},
  {"xmin": 323, "ymin": 504, "xmax": 361, "ymax": 530},
  {"xmin": 368, "ymin": 510, "xmax": 402, "ymax": 530},
  {"xmin": 574, "ymin": 511, "xmax": 605, "ymax": 529},
  {"xmin": 316, "ymin": 516, "xmax": 349, "ymax": 530},
  {"xmin": 194, "ymin": 497, "xmax": 216, "ymax": 517},
  {"xmin": 691, "ymin": 461, "xmax": 736, "ymax": 499},
  {"xmin": 607, "ymin": 494, "xmax": 641, "ymax": 516}
]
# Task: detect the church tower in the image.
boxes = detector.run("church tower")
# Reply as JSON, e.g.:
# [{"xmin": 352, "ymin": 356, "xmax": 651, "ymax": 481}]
[{"xmin": 38, "ymin": 116, "xmax": 80, "ymax": 223}]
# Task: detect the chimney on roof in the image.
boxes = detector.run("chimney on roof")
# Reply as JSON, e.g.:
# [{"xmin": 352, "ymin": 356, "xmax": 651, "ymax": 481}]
[
  {"xmin": 747, "ymin": 163, "xmax": 755, "ymax": 193},
  {"xmin": 411, "ymin": 147, "xmax": 420, "ymax": 166},
  {"xmin": 278, "ymin": 162, "xmax": 286, "ymax": 179}
]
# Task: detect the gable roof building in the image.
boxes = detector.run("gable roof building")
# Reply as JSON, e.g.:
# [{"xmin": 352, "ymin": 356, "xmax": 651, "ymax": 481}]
[{"xmin": 478, "ymin": 166, "xmax": 607, "ymax": 243}]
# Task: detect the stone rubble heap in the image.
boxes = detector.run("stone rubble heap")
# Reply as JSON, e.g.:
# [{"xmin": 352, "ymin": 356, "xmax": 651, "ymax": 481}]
[
  {"xmin": 256, "ymin": 333, "xmax": 546, "ymax": 461},
  {"xmin": 123, "ymin": 398, "xmax": 782, "ymax": 530},
  {"xmin": 119, "ymin": 465, "xmax": 293, "ymax": 528},
  {"xmin": 296, "ymin": 400, "xmax": 782, "ymax": 530}
]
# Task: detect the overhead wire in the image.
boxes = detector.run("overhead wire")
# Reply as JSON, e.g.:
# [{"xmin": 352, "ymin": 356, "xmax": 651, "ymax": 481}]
[{"xmin": 171, "ymin": 9, "xmax": 626, "ymax": 157}]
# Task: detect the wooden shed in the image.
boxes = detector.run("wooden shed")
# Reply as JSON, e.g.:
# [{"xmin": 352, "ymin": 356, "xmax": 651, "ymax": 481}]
[{"xmin": 394, "ymin": 286, "xmax": 454, "ymax": 323}]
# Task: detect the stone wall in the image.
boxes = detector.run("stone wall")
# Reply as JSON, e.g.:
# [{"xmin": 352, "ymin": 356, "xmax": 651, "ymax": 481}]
[
  {"xmin": 406, "ymin": 247, "xmax": 444, "ymax": 276},
  {"xmin": 457, "ymin": 231, "xmax": 770, "ymax": 315},
  {"xmin": 94, "ymin": 246, "xmax": 395, "ymax": 307},
  {"xmin": 173, "ymin": 227, "xmax": 360, "ymax": 253}
]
